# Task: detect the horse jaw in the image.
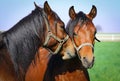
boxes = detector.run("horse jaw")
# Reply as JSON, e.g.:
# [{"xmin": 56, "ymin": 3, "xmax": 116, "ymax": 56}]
[{"xmin": 62, "ymin": 51, "xmax": 76, "ymax": 60}]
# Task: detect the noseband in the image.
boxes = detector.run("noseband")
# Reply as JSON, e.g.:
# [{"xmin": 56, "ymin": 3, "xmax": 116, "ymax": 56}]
[
  {"xmin": 72, "ymin": 39, "xmax": 94, "ymax": 58},
  {"xmin": 42, "ymin": 11, "xmax": 69, "ymax": 54}
]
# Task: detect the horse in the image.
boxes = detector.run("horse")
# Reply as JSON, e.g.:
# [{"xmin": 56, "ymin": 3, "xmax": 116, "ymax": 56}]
[
  {"xmin": 0, "ymin": 1, "xmax": 75, "ymax": 81},
  {"xmin": 25, "ymin": 5, "xmax": 100, "ymax": 81}
]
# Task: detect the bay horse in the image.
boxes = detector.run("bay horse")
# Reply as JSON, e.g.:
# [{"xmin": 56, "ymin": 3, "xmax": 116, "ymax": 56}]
[
  {"xmin": 0, "ymin": 1, "xmax": 75, "ymax": 81},
  {"xmin": 25, "ymin": 5, "xmax": 100, "ymax": 81}
]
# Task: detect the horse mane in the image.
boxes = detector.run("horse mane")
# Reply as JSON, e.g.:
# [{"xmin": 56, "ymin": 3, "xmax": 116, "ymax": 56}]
[
  {"xmin": 66, "ymin": 11, "xmax": 89, "ymax": 37},
  {"xmin": 1, "ymin": 7, "xmax": 46, "ymax": 78}
]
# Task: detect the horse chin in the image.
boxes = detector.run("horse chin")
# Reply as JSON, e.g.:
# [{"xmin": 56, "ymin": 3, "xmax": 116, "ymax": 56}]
[{"xmin": 81, "ymin": 58, "xmax": 94, "ymax": 69}]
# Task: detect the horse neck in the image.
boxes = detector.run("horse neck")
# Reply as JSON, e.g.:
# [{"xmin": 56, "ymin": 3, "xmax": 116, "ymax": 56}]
[
  {"xmin": 2, "ymin": 11, "xmax": 47, "ymax": 80},
  {"xmin": 25, "ymin": 47, "xmax": 51, "ymax": 81}
]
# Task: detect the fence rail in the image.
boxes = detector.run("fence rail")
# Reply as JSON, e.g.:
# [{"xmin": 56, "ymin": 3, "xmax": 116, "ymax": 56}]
[{"xmin": 96, "ymin": 33, "xmax": 120, "ymax": 41}]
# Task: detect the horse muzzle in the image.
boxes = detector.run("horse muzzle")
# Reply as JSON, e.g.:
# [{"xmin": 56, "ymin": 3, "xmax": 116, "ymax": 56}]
[{"xmin": 81, "ymin": 56, "xmax": 95, "ymax": 69}]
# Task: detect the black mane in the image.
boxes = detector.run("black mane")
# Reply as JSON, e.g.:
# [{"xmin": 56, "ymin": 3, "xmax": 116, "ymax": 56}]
[
  {"xmin": 66, "ymin": 11, "xmax": 89, "ymax": 37},
  {"xmin": 1, "ymin": 8, "xmax": 46, "ymax": 77}
]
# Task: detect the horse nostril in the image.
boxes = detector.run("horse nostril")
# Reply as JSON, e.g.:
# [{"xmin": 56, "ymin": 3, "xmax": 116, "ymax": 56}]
[{"xmin": 83, "ymin": 57, "xmax": 86, "ymax": 60}]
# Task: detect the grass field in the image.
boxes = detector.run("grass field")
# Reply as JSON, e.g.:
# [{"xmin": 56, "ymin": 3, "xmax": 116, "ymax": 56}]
[{"xmin": 88, "ymin": 42, "xmax": 120, "ymax": 81}]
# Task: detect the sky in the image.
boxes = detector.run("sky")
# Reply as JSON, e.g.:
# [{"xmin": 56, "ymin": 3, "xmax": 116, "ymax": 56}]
[{"xmin": 0, "ymin": 0, "xmax": 120, "ymax": 33}]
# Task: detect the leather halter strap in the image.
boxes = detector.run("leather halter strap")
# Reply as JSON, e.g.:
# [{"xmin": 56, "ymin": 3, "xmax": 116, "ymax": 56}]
[{"xmin": 42, "ymin": 11, "xmax": 69, "ymax": 54}]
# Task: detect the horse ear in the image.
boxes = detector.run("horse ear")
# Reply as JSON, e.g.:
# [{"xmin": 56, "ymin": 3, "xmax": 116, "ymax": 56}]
[
  {"xmin": 34, "ymin": 2, "xmax": 42, "ymax": 9},
  {"xmin": 88, "ymin": 5, "xmax": 97, "ymax": 20},
  {"xmin": 44, "ymin": 1, "xmax": 51, "ymax": 15},
  {"xmin": 34, "ymin": 2, "xmax": 39, "ymax": 8},
  {"xmin": 69, "ymin": 6, "xmax": 76, "ymax": 20}
]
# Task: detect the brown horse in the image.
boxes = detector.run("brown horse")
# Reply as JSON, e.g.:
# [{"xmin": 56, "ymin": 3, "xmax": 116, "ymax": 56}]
[
  {"xmin": 0, "ymin": 1, "xmax": 75, "ymax": 81},
  {"xmin": 25, "ymin": 5, "xmax": 100, "ymax": 81}
]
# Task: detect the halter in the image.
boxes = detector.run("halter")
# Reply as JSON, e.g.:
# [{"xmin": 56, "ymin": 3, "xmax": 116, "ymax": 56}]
[
  {"xmin": 72, "ymin": 39, "xmax": 94, "ymax": 58},
  {"xmin": 42, "ymin": 11, "xmax": 69, "ymax": 54}
]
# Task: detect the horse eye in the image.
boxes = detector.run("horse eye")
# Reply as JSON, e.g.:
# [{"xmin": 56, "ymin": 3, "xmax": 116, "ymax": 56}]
[{"xmin": 60, "ymin": 25, "xmax": 64, "ymax": 28}]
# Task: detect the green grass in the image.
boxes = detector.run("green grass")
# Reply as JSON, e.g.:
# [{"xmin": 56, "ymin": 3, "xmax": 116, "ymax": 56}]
[{"xmin": 88, "ymin": 42, "xmax": 120, "ymax": 81}]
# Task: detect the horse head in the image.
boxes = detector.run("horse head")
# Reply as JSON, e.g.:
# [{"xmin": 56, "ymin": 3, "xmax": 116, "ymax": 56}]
[
  {"xmin": 66, "ymin": 5, "xmax": 100, "ymax": 68},
  {"xmin": 34, "ymin": 1, "xmax": 75, "ymax": 59}
]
